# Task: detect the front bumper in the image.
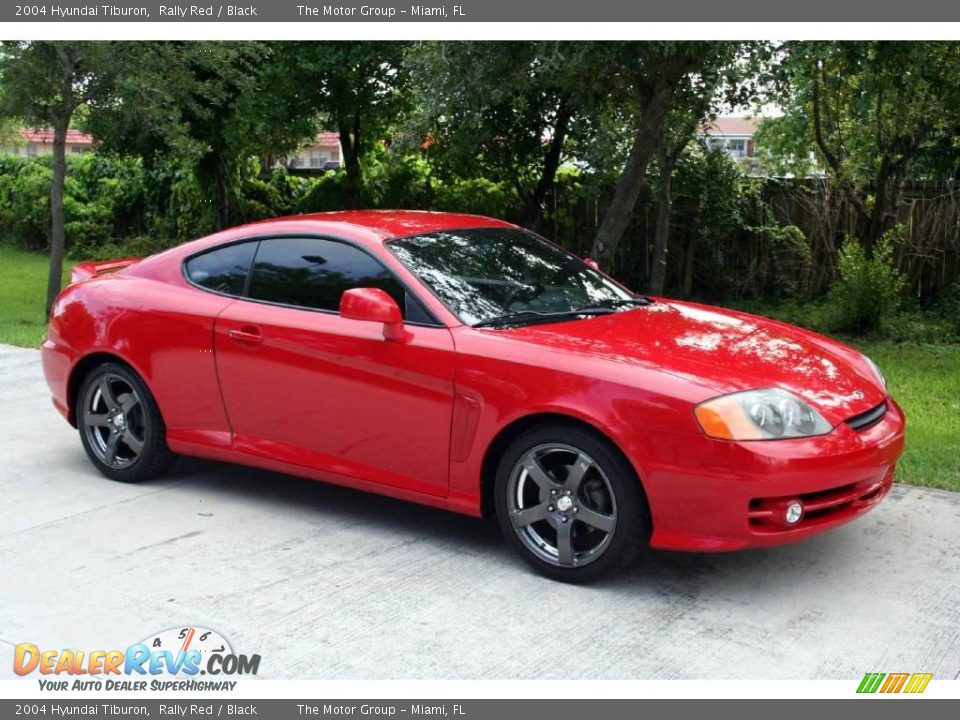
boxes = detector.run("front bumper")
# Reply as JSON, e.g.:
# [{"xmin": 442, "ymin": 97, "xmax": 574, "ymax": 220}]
[{"xmin": 642, "ymin": 398, "xmax": 906, "ymax": 552}]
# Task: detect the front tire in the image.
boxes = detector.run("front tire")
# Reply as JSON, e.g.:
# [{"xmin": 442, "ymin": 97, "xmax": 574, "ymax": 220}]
[
  {"xmin": 494, "ymin": 423, "xmax": 650, "ymax": 582},
  {"xmin": 77, "ymin": 362, "xmax": 177, "ymax": 482}
]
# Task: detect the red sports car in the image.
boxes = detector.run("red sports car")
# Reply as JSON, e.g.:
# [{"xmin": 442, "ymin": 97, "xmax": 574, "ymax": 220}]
[{"xmin": 41, "ymin": 211, "xmax": 905, "ymax": 581}]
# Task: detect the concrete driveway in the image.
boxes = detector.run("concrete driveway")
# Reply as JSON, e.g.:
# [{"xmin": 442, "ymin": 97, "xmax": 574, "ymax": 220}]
[{"xmin": 1, "ymin": 343, "xmax": 958, "ymax": 680}]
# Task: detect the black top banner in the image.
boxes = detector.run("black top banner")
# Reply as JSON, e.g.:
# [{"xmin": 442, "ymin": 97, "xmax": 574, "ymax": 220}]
[
  {"xmin": 4, "ymin": 0, "xmax": 960, "ymax": 22},
  {"xmin": 0, "ymin": 701, "xmax": 957, "ymax": 720}
]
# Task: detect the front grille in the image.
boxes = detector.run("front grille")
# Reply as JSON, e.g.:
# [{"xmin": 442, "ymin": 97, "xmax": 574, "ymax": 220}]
[{"xmin": 845, "ymin": 401, "xmax": 887, "ymax": 432}]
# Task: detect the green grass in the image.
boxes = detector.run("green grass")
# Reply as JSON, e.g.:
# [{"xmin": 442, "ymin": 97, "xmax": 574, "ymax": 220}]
[
  {"xmin": 0, "ymin": 247, "xmax": 72, "ymax": 348},
  {"xmin": 0, "ymin": 247, "xmax": 956, "ymax": 491},
  {"xmin": 855, "ymin": 341, "xmax": 960, "ymax": 492}
]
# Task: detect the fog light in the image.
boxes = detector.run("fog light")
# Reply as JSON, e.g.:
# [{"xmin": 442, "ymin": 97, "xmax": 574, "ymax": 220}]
[{"xmin": 785, "ymin": 501, "xmax": 804, "ymax": 525}]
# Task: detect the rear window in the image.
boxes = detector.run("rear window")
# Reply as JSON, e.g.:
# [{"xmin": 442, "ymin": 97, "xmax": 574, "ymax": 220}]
[{"xmin": 185, "ymin": 242, "xmax": 257, "ymax": 296}]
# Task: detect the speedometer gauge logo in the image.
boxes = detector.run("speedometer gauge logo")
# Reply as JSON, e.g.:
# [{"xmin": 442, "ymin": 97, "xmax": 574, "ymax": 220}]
[{"xmin": 143, "ymin": 626, "xmax": 234, "ymax": 669}]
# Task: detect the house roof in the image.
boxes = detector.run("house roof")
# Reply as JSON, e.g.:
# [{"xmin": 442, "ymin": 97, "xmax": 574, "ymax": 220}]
[
  {"xmin": 21, "ymin": 128, "xmax": 94, "ymax": 144},
  {"xmin": 309, "ymin": 132, "xmax": 340, "ymax": 146},
  {"xmin": 702, "ymin": 117, "xmax": 761, "ymax": 137}
]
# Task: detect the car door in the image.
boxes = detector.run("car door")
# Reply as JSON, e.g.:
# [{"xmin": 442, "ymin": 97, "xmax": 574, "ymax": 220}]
[{"xmin": 212, "ymin": 236, "xmax": 456, "ymax": 497}]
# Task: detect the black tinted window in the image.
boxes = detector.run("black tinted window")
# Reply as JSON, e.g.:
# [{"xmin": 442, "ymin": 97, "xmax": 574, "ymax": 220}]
[
  {"xmin": 185, "ymin": 242, "xmax": 257, "ymax": 296},
  {"xmin": 248, "ymin": 237, "xmax": 406, "ymax": 313}
]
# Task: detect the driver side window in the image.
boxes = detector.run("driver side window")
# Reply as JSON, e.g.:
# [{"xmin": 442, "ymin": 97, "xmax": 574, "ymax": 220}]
[{"xmin": 246, "ymin": 237, "xmax": 431, "ymax": 322}]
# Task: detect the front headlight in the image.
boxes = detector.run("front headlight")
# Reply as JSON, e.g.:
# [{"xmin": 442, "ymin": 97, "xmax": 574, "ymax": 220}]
[
  {"xmin": 694, "ymin": 388, "xmax": 833, "ymax": 440},
  {"xmin": 863, "ymin": 354, "xmax": 887, "ymax": 388}
]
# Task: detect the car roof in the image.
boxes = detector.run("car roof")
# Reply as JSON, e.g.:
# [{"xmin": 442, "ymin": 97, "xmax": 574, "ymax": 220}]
[
  {"xmin": 223, "ymin": 210, "xmax": 517, "ymax": 243},
  {"xmin": 125, "ymin": 210, "xmax": 521, "ymax": 285}
]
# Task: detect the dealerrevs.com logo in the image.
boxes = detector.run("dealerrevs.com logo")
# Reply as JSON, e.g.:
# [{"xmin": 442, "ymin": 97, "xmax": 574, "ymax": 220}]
[{"xmin": 14, "ymin": 626, "xmax": 260, "ymax": 692}]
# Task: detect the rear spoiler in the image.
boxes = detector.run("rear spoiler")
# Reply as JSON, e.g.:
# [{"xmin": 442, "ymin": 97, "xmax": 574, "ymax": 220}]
[{"xmin": 70, "ymin": 257, "xmax": 141, "ymax": 284}]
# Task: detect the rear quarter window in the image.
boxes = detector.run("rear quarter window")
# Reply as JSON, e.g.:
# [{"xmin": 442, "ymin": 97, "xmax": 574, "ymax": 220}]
[{"xmin": 185, "ymin": 242, "xmax": 257, "ymax": 296}]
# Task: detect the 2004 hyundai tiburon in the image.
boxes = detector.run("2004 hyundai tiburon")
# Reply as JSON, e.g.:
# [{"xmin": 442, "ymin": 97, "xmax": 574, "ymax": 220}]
[{"xmin": 42, "ymin": 210, "xmax": 905, "ymax": 581}]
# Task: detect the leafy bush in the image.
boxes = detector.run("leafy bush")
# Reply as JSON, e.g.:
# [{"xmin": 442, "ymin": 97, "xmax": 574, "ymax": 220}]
[
  {"xmin": 669, "ymin": 145, "xmax": 756, "ymax": 297},
  {"xmin": 882, "ymin": 311, "xmax": 960, "ymax": 344},
  {"xmin": 826, "ymin": 230, "xmax": 906, "ymax": 334},
  {"xmin": 935, "ymin": 280, "xmax": 960, "ymax": 338},
  {"xmin": 765, "ymin": 224, "xmax": 811, "ymax": 297},
  {"xmin": 74, "ymin": 234, "xmax": 178, "ymax": 262},
  {"xmin": 0, "ymin": 154, "xmax": 52, "ymax": 251},
  {"xmin": 236, "ymin": 176, "xmax": 285, "ymax": 224},
  {"xmin": 165, "ymin": 169, "xmax": 218, "ymax": 241},
  {"xmin": 0, "ymin": 148, "xmax": 528, "ymax": 262},
  {"xmin": 264, "ymin": 167, "xmax": 309, "ymax": 212},
  {"xmin": 0, "ymin": 153, "xmax": 150, "ymax": 256},
  {"xmin": 363, "ymin": 152, "xmax": 434, "ymax": 209},
  {"xmin": 433, "ymin": 177, "xmax": 516, "ymax": 218},
  {"xmin": 293, "ymin": 170, "xmax": 356, "ymax": 213}
]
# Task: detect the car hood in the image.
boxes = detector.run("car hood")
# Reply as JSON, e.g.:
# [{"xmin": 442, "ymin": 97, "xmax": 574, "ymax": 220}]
[{"xmin": 500, "ymin": 299, "xmax": 886, "ymax": 424}]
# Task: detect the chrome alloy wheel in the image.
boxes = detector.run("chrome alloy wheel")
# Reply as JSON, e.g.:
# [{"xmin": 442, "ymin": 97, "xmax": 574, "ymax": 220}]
[
  {"xmin": 81, "ymin": 373, "xmax": 146, "ymax": 469},
  {"xmin": 506, "ymin": 443, "xmax": 618, "ymax": 568}
]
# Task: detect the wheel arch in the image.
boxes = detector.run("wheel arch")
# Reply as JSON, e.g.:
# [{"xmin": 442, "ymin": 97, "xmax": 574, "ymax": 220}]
[
  {"xmin": 67, "ymin": 351, "xmax": 149, "ymax": 427},
  {"xmin": 479, "ymin": 411, "xmax": 650, "ymax": 520}
]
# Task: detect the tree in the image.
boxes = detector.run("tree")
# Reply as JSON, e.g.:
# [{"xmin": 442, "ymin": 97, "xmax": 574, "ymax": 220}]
[
  {"xmin": 0, "ymin": 115, "xmax": 19, "ymax": 147},
  {"xmin": 758, "ymin": 41, "xmax": 960, "ymax": 250},
  {"xmin": 646, "ymin": 43, "xmax": 771, "ymax": 293},
  {"xmin": 589, "ymin": 42, "xmax": 748, "ymax": 270},
  {"xmin": 89, "ymin": 42, "xmax": 279, "ymax": 230},
  {"xmin": 0, "ymin": 41, "xmax": 116, "ymax": 315},
  {"xmin": 408, "ymin": 42, "xmax": 605, "ymax": 229},
  {"xmin": 270, "ymin": 42, "xmax": 410, "ymax": 208},
  {"xmin": 648, "ymin": 121, "xmax": 697, "ymax": 294}
]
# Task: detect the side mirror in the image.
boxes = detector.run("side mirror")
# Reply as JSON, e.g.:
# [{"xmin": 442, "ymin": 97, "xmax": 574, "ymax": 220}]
[
  {"xmin": 583, "ymin": 258, "xmax": 600, "ymax": 270},
  {"xmin": 340, "ymin": 288, "xmax": 406, "ymax": 341}
]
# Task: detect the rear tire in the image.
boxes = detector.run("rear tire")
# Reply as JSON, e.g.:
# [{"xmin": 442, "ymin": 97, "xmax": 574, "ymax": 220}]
[
  {"xmin": 494, "ymin": 423, "xmax": 649, "ymax": 582},
  {"xmin": 77, "ymin": 361, "xmax": 177, "ymax": 482}
]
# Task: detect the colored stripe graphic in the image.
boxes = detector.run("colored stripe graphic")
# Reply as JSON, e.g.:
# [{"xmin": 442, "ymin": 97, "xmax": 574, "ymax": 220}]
[
  {"xmin": 880, "ymin": 673, "xmax": 909, "ymax": 693},
  {"xmin": 857, "ymin": 672, "xmax": 932, "ymax": 694},
  {"xmin": 903, "ymin": 673, "xmax": 933, "ymax": 694},
  {"xmin": 857, "ymin": 673, "xmax": 885, "ymax": 693}
]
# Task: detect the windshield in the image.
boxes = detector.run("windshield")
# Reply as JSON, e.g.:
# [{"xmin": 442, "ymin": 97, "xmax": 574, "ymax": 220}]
[{"xmin": 387, "ymin": 227, "xmax": 635, "ymax": 326}]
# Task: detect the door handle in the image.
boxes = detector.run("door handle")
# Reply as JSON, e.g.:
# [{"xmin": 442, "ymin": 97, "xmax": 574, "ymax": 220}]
[{"xmin": 227, "ymin": 325, "xmax": 263, "ymax": 347}]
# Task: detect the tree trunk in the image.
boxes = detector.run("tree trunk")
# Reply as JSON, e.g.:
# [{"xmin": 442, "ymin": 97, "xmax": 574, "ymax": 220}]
[
  {"xmin": 46, "ymin": 119, "xmax": 69, "ymax": 318},
  {"xmin": 590, "ymin": 67, "xmax": 684, "ymax": 270},
  {"xmin": 526, "ymin": 99, "xmax": 572, "ymax": 231},
  {"xmin": 681, "ymin": 231, "xmax": 698, "ymax": 297},
  {"xmin": 211, "ymin": 151, "xmax": 230, "ymax": 230},
  {"xmin": 649, "ymin": 142, "xmax": 679, "ymax": 295},
  {"xmin": 339, "ymin": 118, "xmax": 362, "ymax": 209},
  {"xmin": 46, "ymin": 44, "xmax": 81, "ymax": 317},
  {"xmin": 863, "ymin": 198, "xmax": 887, "ymax": 252},
  {"xmin": 862, "ymin": 154, "xmax": 915, "ymax": 252}
]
